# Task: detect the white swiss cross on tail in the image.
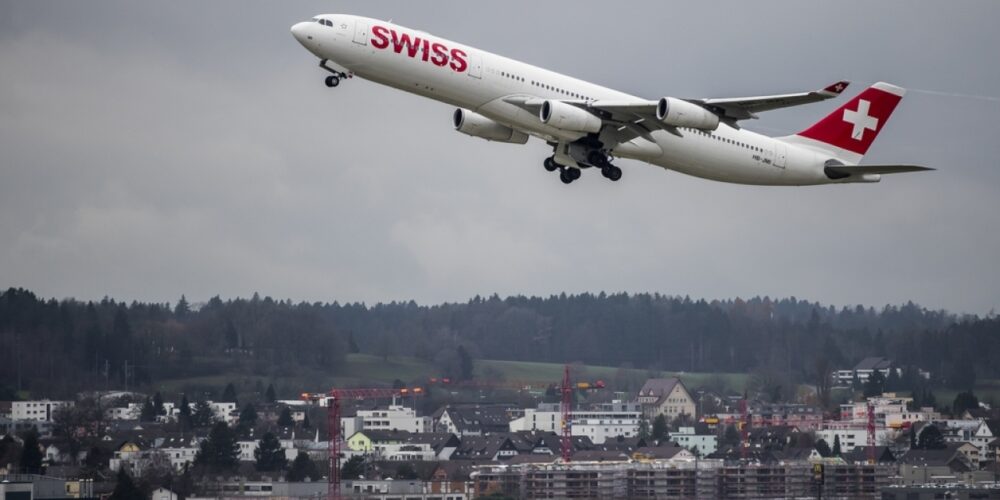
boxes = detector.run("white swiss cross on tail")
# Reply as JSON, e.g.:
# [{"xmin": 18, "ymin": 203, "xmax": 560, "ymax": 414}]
[
  {"xmin": 795, "ymin": 82, "xmax": 906, "ymax": 159},
  {"xmin": 843, "ymin": 99, "xmax": 878, "ymax": 141}
]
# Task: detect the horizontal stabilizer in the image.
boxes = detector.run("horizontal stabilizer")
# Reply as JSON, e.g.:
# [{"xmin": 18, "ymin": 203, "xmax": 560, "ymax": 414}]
[{"xmin": 824, "ymin": 164, "xmax": 934, "ymax": 178}]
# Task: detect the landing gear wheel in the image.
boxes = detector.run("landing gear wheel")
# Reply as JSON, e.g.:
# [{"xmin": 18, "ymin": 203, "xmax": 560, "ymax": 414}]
[
  {"xmin": 543, "ymin": 156, "xmax": 558, "ymax": 172},
  {"xmin": 559, "ymin": 169, "xmax": 574, "ymax": 184},
  {"xmin": 325, "ymin": 75, "xmax": 340, "ymax": 88},
  {"xmin": 602, "ymin": 165, "xmax": 623, "ymax": 181},
  {"xmin": 568, "ymin": 167, "xmax": 581, "ymax": 181}
]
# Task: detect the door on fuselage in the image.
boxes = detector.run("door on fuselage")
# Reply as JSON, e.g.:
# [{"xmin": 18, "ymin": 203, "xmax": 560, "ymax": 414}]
[
  {"xmin": 467, "ymin": 53, "xmax": 482, "ymax": 79},
  {"xmin": 353, "ymin": 20, "xmax": 369, "ymax": 45},
  {"xmin": 774, "ymin": 142, "xmax": 787, "ymax": 169}
]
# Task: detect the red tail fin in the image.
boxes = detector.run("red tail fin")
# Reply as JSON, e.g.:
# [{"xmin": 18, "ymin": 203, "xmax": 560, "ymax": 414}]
[{"xmin": 796, "ymin": 82, "xmax": 905, "ymax": 158}]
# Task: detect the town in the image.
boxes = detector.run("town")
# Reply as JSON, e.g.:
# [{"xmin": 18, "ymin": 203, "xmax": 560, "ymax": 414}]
[{"xmin": 2, "ymin": 356, "xmax": 999, "ymax": 500}]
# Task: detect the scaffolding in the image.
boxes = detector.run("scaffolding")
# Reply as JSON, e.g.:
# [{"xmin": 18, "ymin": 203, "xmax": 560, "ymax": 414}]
[{"xmin": 471, "ymin": 460, "xmax": 895, "ymax": 500}]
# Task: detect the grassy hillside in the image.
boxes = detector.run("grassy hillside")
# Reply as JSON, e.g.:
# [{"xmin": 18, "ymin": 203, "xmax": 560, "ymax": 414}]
[{"xmin": 154, "ymin": 353, "xmax": 748, "ymax": 401}]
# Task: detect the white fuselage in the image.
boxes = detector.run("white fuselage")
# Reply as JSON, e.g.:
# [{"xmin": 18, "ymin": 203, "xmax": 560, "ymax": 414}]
[{"xmin": 292, "ymin": 15, "xmax": 842, "ymax": 186}]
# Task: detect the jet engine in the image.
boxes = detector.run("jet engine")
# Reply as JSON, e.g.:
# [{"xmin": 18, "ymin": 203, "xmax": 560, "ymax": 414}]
[
  {"xmin": 656, "ymin": 97, "xmax": 720, "ymax": 130},
  {"xmin": 539, "ymin": 100, "xmax": 602, "ymax": 133},
  {"xmin": 453, "ymin": 109, "xmax": 529, "ymax": 144}
]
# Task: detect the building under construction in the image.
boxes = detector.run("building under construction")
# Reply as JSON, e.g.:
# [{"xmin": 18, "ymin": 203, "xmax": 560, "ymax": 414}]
[{"xmin": 471, "ymin": 459, "xmax": 895, "ymax": 499}]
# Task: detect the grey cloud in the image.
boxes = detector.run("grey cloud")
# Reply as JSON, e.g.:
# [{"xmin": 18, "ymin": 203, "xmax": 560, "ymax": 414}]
[{"xmin": 1, "ymin": 0, "xmax": 998, "ymax": 314}]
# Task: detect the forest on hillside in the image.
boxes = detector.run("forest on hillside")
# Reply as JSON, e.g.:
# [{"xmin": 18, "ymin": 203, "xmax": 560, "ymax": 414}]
[{"xmin": 1, "ymin": 288, "xmax": 997, "ymax": 400}]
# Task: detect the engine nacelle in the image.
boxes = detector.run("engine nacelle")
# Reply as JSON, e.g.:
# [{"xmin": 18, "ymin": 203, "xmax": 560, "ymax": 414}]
[
  {"xmin": 453, "ymin": 109, "xmax": 529, "ymax": 144},
  {"xmin": 656, "ymin": 97, "xmax": 720, "ymax": 130},
  {"xmin": 539, "ymin": 100, "xmax": 602, "ymax": 133}
]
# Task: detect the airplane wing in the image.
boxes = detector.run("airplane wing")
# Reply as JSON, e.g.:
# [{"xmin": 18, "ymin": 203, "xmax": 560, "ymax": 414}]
[
  {"xmin": 502, "ymin": 81, "xmax": 852, "ymax": 145},
  {"xmin": 693, "ymin": 81, "xmax": 850, "ymax": 120}
]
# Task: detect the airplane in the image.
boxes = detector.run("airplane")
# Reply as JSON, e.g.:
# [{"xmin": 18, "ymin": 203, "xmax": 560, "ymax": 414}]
[{"xmin": 290, "ymin": 15, "xmax": 932, "ymax": 186}]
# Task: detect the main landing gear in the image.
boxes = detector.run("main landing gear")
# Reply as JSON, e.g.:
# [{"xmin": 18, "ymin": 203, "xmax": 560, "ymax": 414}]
[
  {"xmin": 587, "ymin": 150, "xmax": 623, "ymax": 182},
  {"xmin": 543, "ymin": 152, "xmax": 621, "ymax": 185}
]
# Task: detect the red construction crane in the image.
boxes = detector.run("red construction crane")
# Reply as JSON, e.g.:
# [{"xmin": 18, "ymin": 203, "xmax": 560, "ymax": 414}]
[
  {"xmin": 867, "ymin": 400, "xmax": 876, "ymax": 464},
  {"xmin": 739, "ymin": 393, "xmax": 749, "ymax": 461},
  {"xmin": 560, "ymin": 364, "xmax": 574, "ymax": 463},
  {"xmin": 302, "ymin": 387, "xmax": 425, "ymax": 500}
]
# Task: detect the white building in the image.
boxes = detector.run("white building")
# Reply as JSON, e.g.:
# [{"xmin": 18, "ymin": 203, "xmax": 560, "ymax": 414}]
[
  {"xmin": 816, "ymin": 428, "xmax": 891, "ymax": 453},
  {"xmin": 509, "ymin": 401, "xmax": 641, "ymax": 445},
  {"xmin": 670, "ymin": 426, "xmax": 718, "ymax": 456},
  {"xmin": 11, "ymin": 400, "xmax": 73, "ymax": 422},
  {"xmin": 342, "ymin": 404, "xmax": 432, "ymax": 438},
  {"xmin": 237, "ymin": 436, "xmax": 297, "ymax": 462}
]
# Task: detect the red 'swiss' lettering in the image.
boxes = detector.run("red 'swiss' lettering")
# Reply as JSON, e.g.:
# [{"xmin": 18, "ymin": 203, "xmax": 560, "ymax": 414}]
[
  {"xmin": 371, "ymin": 25, "xmax": 390, "ymax": 49},
  {"xmin": 430, "ymin": 42, "xmax": 449, "ymax": 67},
  {"xmin": 449, "ymin": 49, "xmax": 468, "ymax": 73},
  {"xmin": 371, "ymin": 25, "xmax": 468, "ymax": 73}
]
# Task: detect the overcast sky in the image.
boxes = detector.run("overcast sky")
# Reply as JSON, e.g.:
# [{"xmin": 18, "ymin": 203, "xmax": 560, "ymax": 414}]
[{"xmin": 2, "ymin": 1, "xmax": 998, "ymax": 314}]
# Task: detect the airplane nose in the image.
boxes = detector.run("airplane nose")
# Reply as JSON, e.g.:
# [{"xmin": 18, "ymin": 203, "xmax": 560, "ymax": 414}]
[{"xmin": 290, "ymin": 22, "xmax": 309, "ymax": 44}]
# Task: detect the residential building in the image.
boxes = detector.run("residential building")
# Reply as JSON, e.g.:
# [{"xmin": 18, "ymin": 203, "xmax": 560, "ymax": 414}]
[
  {"xmin": 747, "ymin": 402, "xmax": 824, "ymax": 431},
  {"xmin": 434, "ymin": 404, "xmax": 517, "ymax": 436},
  {"xmin": 670, "ymin": 426, "xmax": 718, "ymax": 456},
  {"xmin": 637, "ymin": 378, "xmax": 696, "ymax": 421},
  {"xmin": 833, "ymin": 358, "xmax": 927, "ymax": 386},
  {"xmin": 11, "ymin": 400, "xmax": 73, "ymax": 423},
  {"xmin": 341, "ymin": 404, "xmax": 432, "ymax": 438},
  {"xmin": 509, "ymin": 401, "xmax": 641, "ymax": 444},
  {"xmin": 816, "ymin": 428, "xmax": 891, "ymax": 454},
  {"xmin": 346, "ymin": 430, "xmax": 459, "ymax": 461},
  {"xmin": 237, "ymin": 429, "xmax": 297, "ymax": 463}
]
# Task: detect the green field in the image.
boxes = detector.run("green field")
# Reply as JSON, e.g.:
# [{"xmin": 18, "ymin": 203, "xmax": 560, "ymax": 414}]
[{"xmin": 153, "ymin": 353, "xmax": 747, "ymax": 401}]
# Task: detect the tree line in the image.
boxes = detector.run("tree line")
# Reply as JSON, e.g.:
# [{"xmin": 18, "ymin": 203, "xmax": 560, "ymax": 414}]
[{"xmin": 1, "ymin": 287, "xmax": 997, "ymax": 399}]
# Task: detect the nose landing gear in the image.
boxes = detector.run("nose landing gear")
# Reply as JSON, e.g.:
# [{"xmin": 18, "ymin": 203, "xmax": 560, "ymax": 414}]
[{"xmin": 319, "ymin": 59, "xmax": 351, "ymax": 89}]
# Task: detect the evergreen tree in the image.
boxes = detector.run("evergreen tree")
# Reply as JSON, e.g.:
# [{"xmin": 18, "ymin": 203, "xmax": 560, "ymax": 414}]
[
  {"xmin": 19, "ymin": 428, "xmax": 43, "ymax": 474},
  {"xmin": 194, "ymin": 422, "xmax": 240, "ymax": 472},
  {"xmin": 239, "ymin": 403, "xmax": 259, "ymax": 430},
  {"xmin": 109, "ymin": 467, "xmax": 143, "ymax": 500},
  {"xmin": 815, "ymin": 438, "xmax": 832, "ymax": 458},
  {"xmin": 302, "ymin": 413, "xmax": 311, "ymax": 429},
  {"xmin": 191, "ymin": 400, "xmax": 216, "ymax": 428},
  {"xmin": 224, "ymin": 320, "xmax": 240, "ymax": 349},
  {"xmin": 909, "ymin": 426, "xmax": 918, "ymax": 449},
  {"xmin": 139, "ymin": 397, "xmax": 157, "ymax": 422},
  {"xmin": 885, "ymin": 368, "xmax": 901, "ymax": 392},
  {"xmin": 832, "ymin": 435, "xmax": 842, "ymax": 456},
  {"xmin": 178, "ymin": 395, "xmax": 192, "ymax": 429},
  {"xmin": 254, "ymin": 432, "xmax": 287, "ymax": 472},
  {"xmin": 864, "ymin": 371, "xmax": 886, "ymax": 398},
  {"xmin": 341, "ymin": 455, "xmax": 365, "ymax": 480},
  {"xmin": 277, "ymin": 407, "xmax": 294, "ymax": 427},
  {"xmin": 651, "ymin": 415, "xmax": 668, "ymax": 442},
  {"xmin": 637, "ymin": 417, "xmax": 650, "ymax": 440},
  {"xmin": 952, "ymin": 391, "xmax": 979, "ymax": 416},
  {"xmin": 265, "ymin": 384, "xmax": 277, "ymax": 403},
  {"xmin": 457, "ymin": 345, "xmax": 474, "ymax": 381},
  {"xmin": 917, "ymin": 425, "xmax": 946, "ymax": 450},
  {"xmin": 287, "ymin": 452, "xmax": 320, "ymax": 481},
  {"xmin": 174, "ymin": 295, "xmax": 190, "ymax": 318},
  {"xmin": 347, "ymin": 331, "xmax": 360, "ymax": 354},
  {"xmin": 153, "ymin": 392, "xmax": 165, "ymax": 416},
  {"xmin": 722, "ymin": 425, "xmax": 740, "ymax": 448},
  {"xmin": 222, "ymin": 383, "xmax": 238, "ymax": 404}
]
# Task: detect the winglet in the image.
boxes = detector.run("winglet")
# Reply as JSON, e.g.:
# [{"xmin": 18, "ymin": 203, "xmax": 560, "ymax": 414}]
[{"xmin": 819, "ymin": 81, "xmax": 850, "ymax": 97}]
